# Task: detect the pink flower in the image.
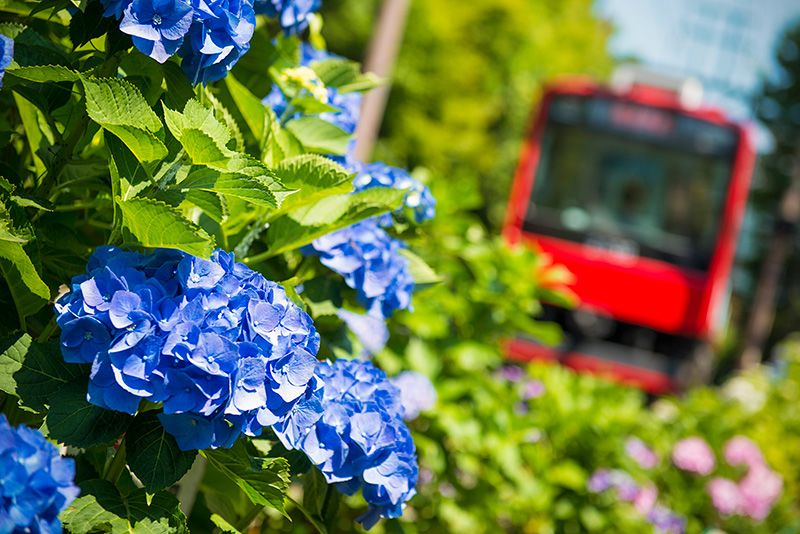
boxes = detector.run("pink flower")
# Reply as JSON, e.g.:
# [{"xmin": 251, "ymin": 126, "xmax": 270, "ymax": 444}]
[
  {"xmin": 707, "ymin": 478, "xmax": 742, "ymax": 516},
  {"xmin": 672, "ymin": 437, "xmax": 715, "ymax": 475},
  {"xmin": 625, "ymin": 437, "xmax": 659, "ymax": 469},
  {"xmin": 739, "ymin": 464, "xmax": 783, "ymax": 521},
  {"xmin": 724, "ymin": 436, "xmax": 764, "ymax": 469},
  {"xmin": 634, "ymin": 484, "xmax": 658, "ymax": 514}
]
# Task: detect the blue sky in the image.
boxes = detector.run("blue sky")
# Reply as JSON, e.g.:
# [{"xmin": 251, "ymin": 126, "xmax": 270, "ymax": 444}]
[{"xmin": 596, "ymin": 0, "xmax": 800, "ymax": 127}]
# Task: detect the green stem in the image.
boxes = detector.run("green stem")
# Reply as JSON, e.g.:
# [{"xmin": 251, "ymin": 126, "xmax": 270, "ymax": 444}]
[
  {"xmin": 53, "ymin": 200, "xmax": 110, "ymax": 212},
  {"xmin": 36, "ymin": 317, "xmax": 57, "ymax": 343},
  {"xmin": 103, "ymin": 439, "xmax": 127, "ymax": 484},
  {"xmin": 242, "ymin": 248, "xmax": 274, "ymax": 265}
]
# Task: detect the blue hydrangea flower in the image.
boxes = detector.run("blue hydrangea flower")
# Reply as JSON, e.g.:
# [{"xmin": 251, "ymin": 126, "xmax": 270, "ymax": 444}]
[
  {"xmin": 390, "ymin": 371, "xmax": 436, "ymax": 420},
  {"xmin": 0, "ymin": 35, "xmax": 13, "ymax": 90},
  {"xmin": 288, "ymin": 359, "xmax": 418, "ymax": 529},
  {"xmin": 254, "ymin": 0, "xmax": 320, "ymax": 34},
  {"xmin": 354, "ymin": 162, "xmax": 436, "ymax": 225},
  {"xmin": 108, "ymin": 0, "xmax": 256, "ymax": 84},
  {"xmin": 180, "ymin": 0, "xmax": 256, "ymax": 85},
  {"xmin": 304, "ymin": 218, "xmax": 414, "ymax": 319},
  {"xmin": 0, "ymin": 415, "xmax": 79, "ymax": 533},
  {"xmin": 119, "ymin": 0, "xmax": 194, "ymax": 63},
  {"xmin": 55, "ymin": 247, "xmax": 323, "ymax": 451}
]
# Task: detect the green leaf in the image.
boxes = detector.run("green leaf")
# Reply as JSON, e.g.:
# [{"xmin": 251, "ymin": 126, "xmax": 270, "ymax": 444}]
[
  {"xmin": 82, "ymin": 77, "xmax": 167, "ymax": 162},
  {"xmin": 180, "ymin": 128, "xmax": 229, "ymax": 164},
  {"xmin": 10, "ymin": 26, "xmax": 69, "ymax": 68},
  {"xmin": 225, "ymin": 74, "xmax": 268, "ymax": 143},
  {"xmin": 61, "ymin": 479, "xmax": 189, "ymax": 534},
  {"xmin": 82, "ymin": 77, "xmax": 162, "ymax": 132},
  {"xmin": 265, "ymin": 187, "xmax": 405, "ymax": 257},
  {"xmin": 177, "ymin": 167, "xmax": 276, "ymax": 209},
  {"xmin": 285, "ymin": 117, "xmax": 350, "ymax": 155},
  {"xmin": 106, "ymin": 134, "xmax": 153, "ymax": 202},
  {"xmin": 161, "ymin": 61, "xmax": 195, "ymax": 111},
  {"xmin": 0, "ymin": 241, "xmax": 50, "ymax": 323},
  {"xmin": 210, "ymin": 514, "xmax": 241, "ymax": 534},
  {"xmin": 273, "ymin": 155, "xmax": 354, "ymax": 212},
  {"xmin": 0, "ymin": 22, "xmax": 27, "ymax": 40},
  {"xmin": 69, "ymin": 0, "xmax": 113, "ymax": 47},
  {"xmin": 288, "ymin": 95, "xmax": 339, "ymax": 115},
  {"xmin": 295, "ymin": 468, "xmax": 339, "ymax": 534},
  {"xmin": 6, "ymin": 64, "xmax": 81, "ymax": 83},
  {"xmin": 12, "ymin": 92, "xmax": 49, "ymax": 176},
  {"xmin": 263, "ymin": 107, "xmax": 303, "ymax": 166},
  {"xmin": 163, "ymin": 99, "xmax": 232, "ymax": 153},
  {"xmin": 183, "ymin": 190, "xmax": 226, "ymax": 224},
  {"xmin": 0, "ymin": 333, "xmax": 84, "ymax": 411},
  {"xmin": 399, "ymin": 248, "xmax": 441, "ymax": 286},
  {"xmin": 202, "ymin": 441, "xmax": 291, "ymax": 514},
  {"xmin": 118, "ymin": 197, "xmax": 215, "ymax": 257},
  {"xmin": 104, "ymin": 124, "xmax": 168, "ymax": 163},
  {"xmin": 46, "ymin": 380, "xmax": 133, "ymax": 448},
  {"xmin": 310, "ymin": 58, "xmax": 382, "ymax": 93},
  {"xmin": 208, "ymin": 155, "xmax": 291, "ymax": 204},
  {"xmin": 126, "ymin": 412, "xmax": 197, "ymax": 493},
  {"xmin": 0, "ymin": 332, "xmax": 32, "ymax": 399},
  {"xmin": 205, "ymin": 90, "xmax": 245, "ymax": 152}
]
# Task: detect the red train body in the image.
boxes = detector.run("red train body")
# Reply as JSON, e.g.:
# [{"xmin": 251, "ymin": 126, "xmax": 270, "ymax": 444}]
[{"xmin": 503, "ymin": 78, "xmax": 756, "ymax": 393}]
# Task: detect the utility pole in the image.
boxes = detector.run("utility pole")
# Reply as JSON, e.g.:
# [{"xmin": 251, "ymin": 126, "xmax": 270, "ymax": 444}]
[
  {"xmin": 353, "ymin": 0, "xmax": 411, "ymax": 162},
  {"xmin": 739, "ymin": 155, "xmax": 800, "ymax": 369}
]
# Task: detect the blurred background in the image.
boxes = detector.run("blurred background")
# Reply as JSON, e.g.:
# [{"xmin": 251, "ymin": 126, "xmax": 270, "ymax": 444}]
[
  {"xmin": 266, "ymin": 1, "xmax": 800, "ymax": 532},
  {"xmin": 317, "ymin": 0, "xmax": 800, "ymax": 380}
]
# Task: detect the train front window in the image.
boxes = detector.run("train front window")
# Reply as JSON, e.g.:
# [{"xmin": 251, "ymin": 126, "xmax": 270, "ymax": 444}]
[{"xmin": 523, "ymin": 98, "xmax": 736, "ymax": 271}]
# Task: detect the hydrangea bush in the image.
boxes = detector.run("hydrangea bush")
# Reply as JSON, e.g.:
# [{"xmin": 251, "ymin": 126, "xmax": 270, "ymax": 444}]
[{"xmin": 0, "ymin": 0, "xmax": 437, "ymax": 530}]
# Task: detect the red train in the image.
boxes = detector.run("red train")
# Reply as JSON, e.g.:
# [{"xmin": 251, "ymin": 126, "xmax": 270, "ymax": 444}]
[{"xmin": 503, "ymin": 72, "xmax": 756, "ymax": 393}]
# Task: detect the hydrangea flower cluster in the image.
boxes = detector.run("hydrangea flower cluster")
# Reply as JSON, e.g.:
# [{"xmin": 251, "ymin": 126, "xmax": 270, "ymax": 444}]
[
  {"xmin": 101, "ymin": 0, "xmax": 256, "ymax": 84},
  {"xmin": 625, "ymin": 437, "xmax": 659, "ymax": 469},
  {"xmin": 706, "ymin": 436, "xmax": 782, "ymax": 521},
  {"xmin": 671, "ymin": 436, "xmax": 715, "ymax": 475},
  {"xmin": 0, "ymin": 34, "xmax": 13, "ymax": 89},
  {"xmin": 723, "ymin": 435, "xmax": 763, "ymax": 468},
  {"xmin": 287, "ymin": 359, "xmax": 418, "ymax": 529},
  {"xmin": 55, "ymin": 246, "xmax": 323, "ymax": 451},
  {"xmin": 588, "ymin": 468, "xmax": 685, "ymax": 534},
  {"xmin": 304, "ymin": 218, "xmax": 415, "ymax": 319},
  {"xmin": 353, "ymin": 162, "xmax": 436, "ymax": 225},
  {"xmin": 0, "ymin": 415, "xmax": 79, "ymax": 533},
  {"xmin": 707, "ymin": 477, "xmax": 742, "ymax": 516},
  {"xmin": 254, "ymin": 0, "xmax": 321, "ymax": 34}
]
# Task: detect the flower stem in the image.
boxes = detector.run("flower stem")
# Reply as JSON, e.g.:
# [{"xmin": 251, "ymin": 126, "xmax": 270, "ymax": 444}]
[
  {"xmin": 103, "ymin": 439, "xmax": 127, "ymax": 484},
  {"xmin": 36, "ymin": 317, "xmax": 58, "ymax": 343}
]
